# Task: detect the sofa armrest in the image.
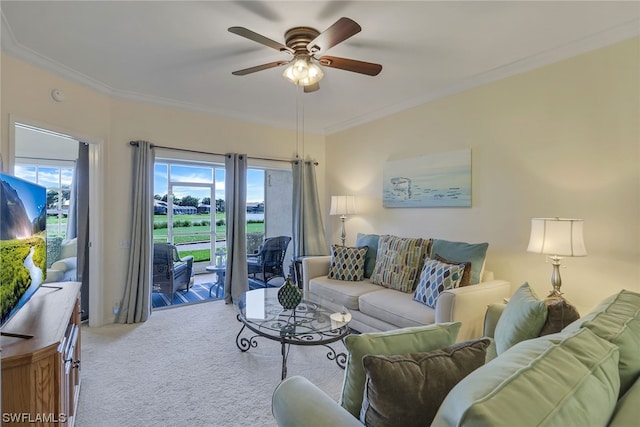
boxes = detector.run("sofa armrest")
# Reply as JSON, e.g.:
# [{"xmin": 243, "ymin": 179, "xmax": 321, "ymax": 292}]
[
  {"xmin": 272, "ymin": 376, "xmax": 361, "ymax": 427},
  {"xmin": 301, "ymin": 256, "xmax": 331, "ymax": 299},
  {"xmin": 483, "ymin": 303, "xmax": 506, "ymax": 338},
  {"xmin": 435, "ymin": 280, "xmax": 511, "ymax": 341}
]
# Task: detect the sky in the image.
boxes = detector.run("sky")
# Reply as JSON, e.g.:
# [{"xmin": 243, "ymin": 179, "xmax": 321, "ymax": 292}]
[{"xmin": 154, "ymin": 163, "xmax": 265, "ymax": 204}]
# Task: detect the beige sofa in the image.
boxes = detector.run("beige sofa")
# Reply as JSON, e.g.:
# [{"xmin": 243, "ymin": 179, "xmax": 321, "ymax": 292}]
[{"xmin": 303, "ymin": 237, "xmax": 511, "ymax": 341}]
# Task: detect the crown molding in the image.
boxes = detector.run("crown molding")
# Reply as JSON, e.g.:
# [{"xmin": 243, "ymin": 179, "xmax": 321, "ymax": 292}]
[
  {"xmin": 2, "ymin": 12, "xmax": 638, "ymax": 137},
  {"xmin": 323, "ymin": 18, "xmax": 640, "ymax": 135}
]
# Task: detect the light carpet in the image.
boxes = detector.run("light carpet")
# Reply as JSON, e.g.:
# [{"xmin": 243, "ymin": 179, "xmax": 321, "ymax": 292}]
[{"xmin": 77, "ymin": 300, "xmax": 345, "ymax": 426}]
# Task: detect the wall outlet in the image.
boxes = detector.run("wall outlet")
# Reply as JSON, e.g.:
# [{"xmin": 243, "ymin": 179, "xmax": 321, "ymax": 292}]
[
  {"xmin": 113, "ymin": 301, "xmax": 120, "ymax": 315},
  {"xmin": 119, "ymin": 240, "xmax": 130, "ymax": 249}
]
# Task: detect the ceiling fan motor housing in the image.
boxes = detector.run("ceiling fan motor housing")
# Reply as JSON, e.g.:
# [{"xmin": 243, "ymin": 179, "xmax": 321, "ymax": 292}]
[{"xmin": 284, "ymin": 27, "xmax": 320, "ymax": 55}]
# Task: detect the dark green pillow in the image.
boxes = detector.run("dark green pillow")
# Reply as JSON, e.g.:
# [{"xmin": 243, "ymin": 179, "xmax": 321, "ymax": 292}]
[{"xmin": 360, "ymin": 339, "xmax": 490, "ymax": 427}]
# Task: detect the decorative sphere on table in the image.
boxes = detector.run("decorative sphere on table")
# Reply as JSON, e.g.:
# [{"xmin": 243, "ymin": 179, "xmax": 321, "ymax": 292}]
[{"xmin": 278, "ymin": 275, "xmax": 302, "ymax": 309}]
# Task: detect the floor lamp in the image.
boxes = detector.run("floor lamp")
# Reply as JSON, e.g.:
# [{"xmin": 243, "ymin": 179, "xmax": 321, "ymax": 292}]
[{"xmin": 330, "ymin": 196, "xmax": 357, "ymax": 246}]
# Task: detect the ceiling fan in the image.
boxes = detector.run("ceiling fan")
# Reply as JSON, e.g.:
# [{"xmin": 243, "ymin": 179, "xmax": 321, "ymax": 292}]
[{"xmin": 228, "ymin": 17, "xmax": 382, "ymax": 93}]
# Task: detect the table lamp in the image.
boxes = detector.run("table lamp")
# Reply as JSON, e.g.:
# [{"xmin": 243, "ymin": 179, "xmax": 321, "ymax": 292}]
[
  {"xmin": 330, "ymin": 195, "xmax": 357, "ymax": 246},
  {"xmin": 527, "ymin": 217, "xmax": 587, "ymax": 297}
]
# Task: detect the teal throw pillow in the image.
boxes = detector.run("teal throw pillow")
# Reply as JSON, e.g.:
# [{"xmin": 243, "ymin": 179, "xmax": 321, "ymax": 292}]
[
  {"xmin": 327, "ymin": 245, "xmax": 368, "ymax": 281},
  {"xmin": 430, "ymin": 239, "xmax": 489, "ymax": 285},
  {"xmin": 355, "ymin": 233, "xmax": 379, "ymax": 278},
  {"xmin": 414, "ymin": 258, "xmax": 465, "ymax": 308},
  {"xmin": 341, "ymin": 322, "xmax": 461, "ymax": 417},
  {"xmin": 494, "ymin": 282, "xmax": 547, "ymax": 355}
]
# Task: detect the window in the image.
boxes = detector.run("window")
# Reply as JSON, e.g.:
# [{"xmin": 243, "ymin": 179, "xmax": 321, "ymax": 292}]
[
  {"xmin": 153, "ymin": 158, "xmax": 289, "ymax": 272},
  {"xmin": 15, "ymin": 163, "xmax": 74, "ymax": 239}
]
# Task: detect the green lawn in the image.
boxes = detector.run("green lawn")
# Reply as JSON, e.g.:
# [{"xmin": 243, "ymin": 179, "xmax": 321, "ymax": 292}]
[{"xmin": 153, "ymin": 213, "xmax": 265, "ymax": 262}]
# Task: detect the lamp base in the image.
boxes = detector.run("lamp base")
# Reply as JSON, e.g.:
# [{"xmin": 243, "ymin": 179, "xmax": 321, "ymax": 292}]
[{"xmin": 548, "ymin": 256, "xmax": 563, "ymax": 298}]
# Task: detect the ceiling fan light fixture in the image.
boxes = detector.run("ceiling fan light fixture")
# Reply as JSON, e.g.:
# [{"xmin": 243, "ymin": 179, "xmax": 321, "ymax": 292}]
[{"xmin": 282, "ymin": 56, "xmax": 324, "ymax": 87}]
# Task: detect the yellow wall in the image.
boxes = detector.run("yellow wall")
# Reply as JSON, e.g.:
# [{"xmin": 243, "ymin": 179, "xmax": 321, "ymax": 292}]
[
  {"xmin": 1, "ymin": 54, "xmax": 325, "ymax": 325},
  {"xmin": 2, "ymin": 37, "xmax": 638, "ymax": 323},
  {"xmin": 325, "ymin": 37, "xmax": 640, "ymax": 312}
]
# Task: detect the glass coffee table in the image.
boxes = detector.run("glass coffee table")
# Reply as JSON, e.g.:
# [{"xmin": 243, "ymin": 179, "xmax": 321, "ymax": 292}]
[{"xmin": 235, "ymin": 288, "xmax": 351, "ymax": 379}]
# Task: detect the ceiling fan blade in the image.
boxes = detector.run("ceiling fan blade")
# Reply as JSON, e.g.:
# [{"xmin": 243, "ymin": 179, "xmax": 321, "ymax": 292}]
[
  {"xmin": 307, "ymin": 17, "xmax": 361, "ymax": 55},
  {"xmin": 228, "ymin": 26, "xmax": 294, "ymax": 54},
  {"xmin": 304, "ymin": 83, "xmax": 320, "ymax": 93},
  {"xmin": 318, "ymin": 56, "xmax": 382, "ymax": 76},
  {"xmin": 232, "ymin": 61, "xmax": 289, "ymax": 76}
]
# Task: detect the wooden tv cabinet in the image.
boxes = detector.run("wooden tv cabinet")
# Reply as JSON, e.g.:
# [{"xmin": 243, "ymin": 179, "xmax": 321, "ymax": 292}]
[{"xmin": 1, "ymin": 282, "xmax": 81, "ymax": 426}]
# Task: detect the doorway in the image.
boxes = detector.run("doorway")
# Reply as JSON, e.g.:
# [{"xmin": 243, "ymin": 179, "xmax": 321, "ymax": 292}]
[{"xmin": 12, "ymin": 120, "xmax": 101, "ymax": 324}]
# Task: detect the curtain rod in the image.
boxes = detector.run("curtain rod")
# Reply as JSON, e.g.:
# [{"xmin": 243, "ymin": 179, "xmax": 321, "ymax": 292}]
[{"xmin": 129, "ymin": 141, "xmax": 318, "ymax": 165}]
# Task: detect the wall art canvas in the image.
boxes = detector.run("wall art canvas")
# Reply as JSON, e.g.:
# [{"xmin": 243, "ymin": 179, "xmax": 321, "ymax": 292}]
[{"xmin": 383, "ymin": 149, "xmax": 471, "ymax": 208}]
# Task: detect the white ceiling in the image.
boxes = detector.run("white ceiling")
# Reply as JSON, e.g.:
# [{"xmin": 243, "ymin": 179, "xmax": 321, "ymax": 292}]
[{"xmin": 2, "ymin": 1, "xmax": 639, "ymax": 134}]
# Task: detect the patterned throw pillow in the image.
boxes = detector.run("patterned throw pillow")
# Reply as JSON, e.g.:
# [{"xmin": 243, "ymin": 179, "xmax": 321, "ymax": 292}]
[
  {"xmin": 370, "ymin": 235, "xmax": 426, "ymax": 293},
  {"xmin": 46, "ymin": 236, "xmax": 64, "ymax": 268},
  {"xmin": 327, "ymin": 245, "xmax": 369, "ymax": 281},
  {"xmin": 434, "ymin": 254, "xmax": 472, "ymax": 286},
  {"xmin": 414, "ymin": 258, "xmax": 465, "ymax": 308}
]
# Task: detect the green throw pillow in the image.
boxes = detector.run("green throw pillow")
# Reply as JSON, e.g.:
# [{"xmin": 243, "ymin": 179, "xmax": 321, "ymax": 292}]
[
  {"xmin": 494, "ymin": 283, "xmax": 547, "ymax": 355},
  {"xmin": 355, "ymin": 233, "xmax": 379, "ymax": 278},
  {"xmin": 433, "ymin": 328, "xmax": 620, "ymax": 427},
  {"xmin": 430, "ymin": 239, "xmax": 488, "ymax": 285},
  {"xmin": 563, "ymin": 289, "xmax": 640, "ymax": 395},
  {"xmin": 341, "ymin": 322, "xmax": 461, "ymax": 417},
  {"xmin": 360, "ymin": 339, "xmax": 489, "ymax": 427}
]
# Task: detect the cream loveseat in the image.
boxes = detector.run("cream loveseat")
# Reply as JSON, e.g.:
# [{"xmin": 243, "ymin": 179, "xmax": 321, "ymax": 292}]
[
  {"xmin": 272, "ymin": 288, "xmax": 640, "ymax": 426},
  {"xmin": 303, "ymin": 234, "xmax": 511, "ymax": 341}
]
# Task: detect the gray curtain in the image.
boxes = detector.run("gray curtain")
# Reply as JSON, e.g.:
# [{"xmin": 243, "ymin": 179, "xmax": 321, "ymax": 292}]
[
  {"xmin": 224, "ymin": 153, "xmax": 248, "ymax": 304},
  {"xmin": 292, "ymin": 160, "xmax": 329, "ymax": 257},
  {"xmin": 117, "ymin": 141, "xmax": 154, "ymax": 323},
  {"xmin": 76, "ymin": 143, "xmax": 90, "ymax": 320}
]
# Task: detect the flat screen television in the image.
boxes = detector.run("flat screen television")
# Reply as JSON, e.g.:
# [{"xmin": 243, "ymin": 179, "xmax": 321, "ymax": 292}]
[{"xmin": 0, "ymin": 172, "xmax": 47, "ymax": 328}]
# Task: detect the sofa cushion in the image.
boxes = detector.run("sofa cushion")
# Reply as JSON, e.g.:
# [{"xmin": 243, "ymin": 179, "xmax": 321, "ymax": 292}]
[
  {"xmin": 434, "ymin": 254, "xmax": 472, "ymax": 286},
  {"xmin": 563, "ymin": 289, "xmax": 640, "ymax": 395},
  {"xmin": 327, "ymin": 245, "xmax": 368, "ymax": 281},
  {"xmin": 360, "ymin": 338, "xmax": 489, "ymax": 427},
  {"xmin": 414, "ymin": 258, "xmax": 465, "ymax": 308},
  {"xmin": 609, "ymin": 373, "xmax": 640, "ymax": 427},
  {"xmin": 539, "ymin": 296, "xmax": 580, "ymax": 336},
  {"xmin": 494, "ymin": 282, "xmax": 547, "ymax": 355},
  {"xmin": 359, "ymin": 288, "xmax": 436, "ymax": 328},
  {"xmin": 430, "ymin": 239, "xmax": 488, "ymax": 285},
  {"xmin": 355, "ymin": 233, "xmax": 380, "ymax": 278},
  {"xmin": 341, "ymin": 322, "xmax": 461, "ymax": 417},
  {"xmin": 308, "ymin": 277, "xmax": 381, "ymax": 311},
  {"xmin": 370, "ymin": 235, "xmax": 427, "ymax": 293},
  {"xmin": 432, "ymin": 328, "xmax": 620, "ymax": 427}
]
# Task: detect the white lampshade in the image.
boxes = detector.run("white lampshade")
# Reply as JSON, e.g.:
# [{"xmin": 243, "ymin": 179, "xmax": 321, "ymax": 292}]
[
  {"xmin": 527, "ymin": 218, "xmax": 587, "ymax": 257},
  {"xmin": 330, "ymin": 195, "xmax": 357, "ymax": 216}
]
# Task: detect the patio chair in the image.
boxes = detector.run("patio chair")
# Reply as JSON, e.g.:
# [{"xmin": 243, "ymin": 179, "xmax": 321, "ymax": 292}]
[
  {"xmin": 152, "ymin": 243, "xmax": 194, "ymax": 303},
  {"xmin": 247, "ymin": 236, "xmax": 291, "ymax": 287}
]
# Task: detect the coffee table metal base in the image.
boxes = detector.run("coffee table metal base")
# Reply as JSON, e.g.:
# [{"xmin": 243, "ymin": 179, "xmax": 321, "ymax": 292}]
[{"xmin": 235, "ymin": 314, "xmax": 348, "ymax": 380}]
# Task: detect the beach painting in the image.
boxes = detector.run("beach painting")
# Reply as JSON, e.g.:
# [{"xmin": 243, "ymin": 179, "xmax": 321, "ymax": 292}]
[{"xmin": 383, "ymin": 149, "xmax": 471, "ymax": 208}]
